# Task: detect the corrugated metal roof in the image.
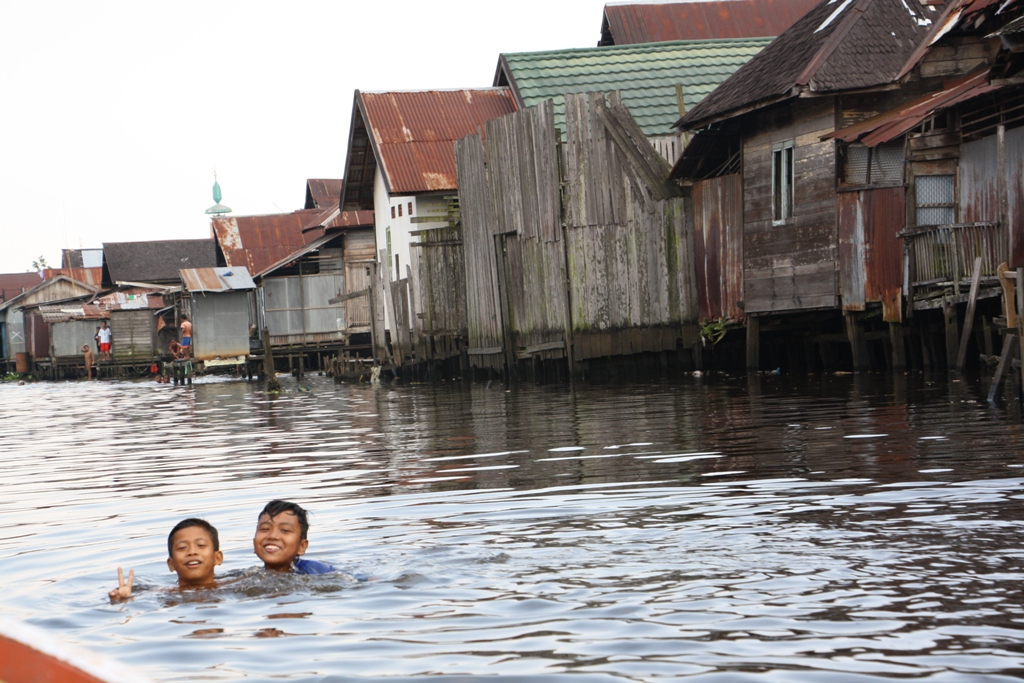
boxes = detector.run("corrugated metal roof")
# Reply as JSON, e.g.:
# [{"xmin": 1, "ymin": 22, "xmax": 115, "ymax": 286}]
[
  {"xmin": 678, "ymin": 0, "xmax": 939, "ymax": 130},
  {"xmin": 498, "ymin": 38, "xmax": 772, "ymax": 136},
  {"xmin": 257, "ymin": 232, "xmax": 342, "ymax": 278},
  {"xmin": 0, "ymin": 272, "xmax": 44, "ymax": 301},
  {"xmin": 827, "ymin": 69, "xmax": 997, "ymax": 146},
  {"xmin": 41, "ymin": 267, "xmax": 103, "ymax": 287},
  {"xmin": 212, "ymin": 210, "xmax": 324, "ymax": 276},
  {"xmin": 181, "ymin": 266, "xmax": 256, "ymax": 293},
  {"xmin": 601, "ymin": 0, "xmax": 821, "ymax": 45},
  {"xmin": 305, "ymin": 179, "xmax": 343, "ymax": 209},
  {"xmin": 301, "ymin": 207, "xmax": 374, "ymax": 234},
  {"xmin": 357, "ymin": 89, "xmax": 519, "ymax": 195},
  {"xmin": 94, "ymin": 287, "xmax": 165, "ymax": 311}
]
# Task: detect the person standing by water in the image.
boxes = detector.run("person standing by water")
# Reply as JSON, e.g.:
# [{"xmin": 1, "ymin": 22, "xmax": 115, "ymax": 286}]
[
  {"xmin": 81, "ymin": 344, "xmax": 94, "ymax": 379},
  {"xmin": 180, "ymin": 315, "xmax": 192, "ymax": 360},
  {"xmin": 97, "ymin": 320, "xmax": 113, "ymax": 361}
]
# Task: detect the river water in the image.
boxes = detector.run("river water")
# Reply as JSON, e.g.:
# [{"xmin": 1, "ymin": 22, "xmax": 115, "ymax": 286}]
[{"xmin": 2, "ymin": 373, "xmax": 1023, "ymax": 682}]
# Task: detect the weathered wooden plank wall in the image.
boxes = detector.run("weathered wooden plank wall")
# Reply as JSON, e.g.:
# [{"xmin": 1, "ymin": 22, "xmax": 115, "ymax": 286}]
[
  {"xmin": 693, "ymin": 173, "xmax": 743, "ymax": 322},
  {"xmin": 484, "ymin": 100, "xmax": 569, "ymax": 364},
  {"xmin": 744, "ymin": 99, "xmax": 838, "ymax": 313},
  {"xmin": 410, "ymin": 224, "xmax": 467, "ymax": 360},
  {"xmin": 562, "ymin": 92, "xmax": 694, "ymax": 360},
  {"xmin": 455, "ymin": 132, "xmax": 505, "ymax": 371}
]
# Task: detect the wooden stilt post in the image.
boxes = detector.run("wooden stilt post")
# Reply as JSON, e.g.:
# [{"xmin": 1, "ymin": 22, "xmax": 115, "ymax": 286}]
[
  {"xmin": 943, "ymin": 299, "xmax": 959, "ymax": 370},
  {"xmin": 988, "ymin": 333, "xmax": 1017, "ymax": 402},
  {"xmin": 956, "ymin": 256, "xmax": 983, "ymax": 373},
  {"xmin": 889, "ymin": 323, "xmax": 906, "ymax": 372},
  {"xmin": 845, "ymin": 312, "xmax": 867, "ymax": 372},
  {"xmin": 1017, "ymin": 268, "xmax": 1024, "ymax": 401},
  {"xmin": 746, "ymin": 314, "xmax": 760, "ymax": 373}
]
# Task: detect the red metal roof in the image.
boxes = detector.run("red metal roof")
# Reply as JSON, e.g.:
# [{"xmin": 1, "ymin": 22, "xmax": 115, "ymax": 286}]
[
  {"xmin": 302, "ymin": 207, "xmax": 374, "ymax": 233},
  {"xmin": 305, "ymin": 179, "xmax": 343, "ymax": 209},
  {"xmin": 212, "ymin": 210, "xmax": 324, "ymax": 276},
  {"xmin": 358, "ymin": 89, "xmax": 518, "ymax": 194},
  {"xmin": 601, "ymin": 0, "xmax": 821, "ymax": 44},
  {"xmin": 827, "ymin": 69, "xmax": 997, "ymax": 146}
]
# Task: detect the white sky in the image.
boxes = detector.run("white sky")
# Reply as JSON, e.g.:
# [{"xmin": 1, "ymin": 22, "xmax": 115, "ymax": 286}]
[{"xmin": 0, "ymin": 1, "xmax": 610, "ymax": 274}]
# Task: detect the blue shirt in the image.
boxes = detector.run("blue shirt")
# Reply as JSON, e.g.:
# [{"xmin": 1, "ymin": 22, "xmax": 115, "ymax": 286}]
[{"xmin": 292, "ymin": 558, "xmax": 335, "ymax": 575}]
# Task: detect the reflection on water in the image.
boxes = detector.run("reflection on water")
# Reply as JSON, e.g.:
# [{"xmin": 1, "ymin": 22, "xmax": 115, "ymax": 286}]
[{"xmin": 2, "ymin": 373, "xmax": 1024, "ymax": 682}]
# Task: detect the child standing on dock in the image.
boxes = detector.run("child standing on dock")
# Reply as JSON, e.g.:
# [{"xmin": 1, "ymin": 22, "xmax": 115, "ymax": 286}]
[
  {"xmin": 109, "ymin": 518, "xmax": 224, "ymax": 602},
  {"xmin": 97, "ymin": 320, "xmax": 112, "ymax": 361},
  {"xmin": 253, "ymin": 500, "xmax": 335, "ymax": 574},
  {"xmin": 81, "ymin": 344, "xmax": 94, "ymax": 380}
]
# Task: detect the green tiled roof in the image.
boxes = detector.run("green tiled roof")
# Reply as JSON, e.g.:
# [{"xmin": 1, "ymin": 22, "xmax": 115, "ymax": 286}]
[{"xmin": 499, "ymin": 38, "xmax": 773, "ymax": 137}]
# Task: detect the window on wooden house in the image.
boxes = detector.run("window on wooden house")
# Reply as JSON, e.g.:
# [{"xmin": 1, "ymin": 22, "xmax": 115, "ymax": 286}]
[
  {"xmin": 844, "ymin": 140, "xmax": 904, "ymax": 186},
  {"xmin": 915, "ymin": 175, "xmax": 955, "ymax": 226},
  {"xmin": 772, "ymin": 140, "xmax": 795, "ymax": 223}
]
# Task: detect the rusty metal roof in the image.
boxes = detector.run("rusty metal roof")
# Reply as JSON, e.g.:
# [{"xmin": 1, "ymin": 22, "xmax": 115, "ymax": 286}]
[
  {"xmin": 678, "ymin": 0, "xmax": 939, "ymax": 130},
  {"xmin": 257, "ymin": 232, "xmax": 342, "ymax": 278},
  {"xmin": 301, "ymin": 207, "xmax": 374, "ymax": 234},
  {"xmin": 212, "ymin": 210, "xmax": 324, "ymax": 276},
  {"xmin": 181, "ymin": 266, "xmax": 256, "ymax": 293},
  {"xmin": 305, "ymin": 179, "xmax": 343, "ymax": 209},
  {"xmin": 342, "ymin": 89, "xmax": 518, "ymax": 205},
  {"xmin": 828, "ymin": 69, "xmax": 997, "ymax": 146},
  {"xmin": 599, "ymin": 0, "xmax": 821, "ymax": 45},
  {"xmin": 41, "ymin": 267, "xmax": 103, "ymax": 287}
]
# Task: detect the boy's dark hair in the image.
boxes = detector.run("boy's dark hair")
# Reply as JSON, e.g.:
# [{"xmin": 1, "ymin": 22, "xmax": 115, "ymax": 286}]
[
  {"xmin": 259, "ymin": 500, "xmax": 309, "ymax": 539},
  {"xmin": 167, "ymin": 518, "xmax": 220, "ymax": 556}
]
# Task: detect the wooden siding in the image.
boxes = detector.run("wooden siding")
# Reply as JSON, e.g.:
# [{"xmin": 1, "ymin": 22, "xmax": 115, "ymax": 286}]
[
  {"xmin": 410, "ymin": 224, "xmax": 467, "ymax": 359},
  {"xmin": 343, "ymin": 229, "xmax": 375, "ymax": 330},
  {"xmin": 111, "ymin": 309, "xmax": 154, "ymax": 360},
  {"xmin": 693, "ymin": 173, "xmax": 743, "ymax": 322},
  {"xmin": 455, "ymin": 132, "xmax": 505, "ymax": 370},
  {"xmin": 743, "ymin": 99, "xmax": 838, "ymax": 313},
  {"xmin": 1006, "ymin": 125, "xmax": 1024, "ymax": 267}
]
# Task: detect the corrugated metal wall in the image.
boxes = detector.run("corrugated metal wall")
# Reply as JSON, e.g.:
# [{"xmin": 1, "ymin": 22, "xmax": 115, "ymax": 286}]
[
  {"xmin": 838, "ymin": 186, "xmax": 905, "ymax": 322},
  {"xmin": 52, "ymin": 320, "xmax": 101, "ymax": 357},
  {"xmin": 191, "ymin": 291, "xmax": 251, "ymax": 360},
  {"xmin": 1004, "ymin": 126, "xmax": 1024, "ymax": 267},
  {"xmin": 264, "ymin": 273, "xmax": 346, "ymax": 345},
  {"xmin": 693, "ymin": 173, "xmax": 743, "ymax": 322}
]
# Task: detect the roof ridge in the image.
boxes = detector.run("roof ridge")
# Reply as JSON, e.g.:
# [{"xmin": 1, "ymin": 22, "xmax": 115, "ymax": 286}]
[{"xmin": 796, "ymin": 0, "xmax": 876, "ymax": 87}]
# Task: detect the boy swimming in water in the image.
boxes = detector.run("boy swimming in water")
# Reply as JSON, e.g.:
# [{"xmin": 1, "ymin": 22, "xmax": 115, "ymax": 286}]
[
  {"xmin": 253, "ymin": 500, "xmax": 335, "ymax": 574},
  {"xmin": 108, "ymin": 518, "xmax": 224, "ymax": 602}
]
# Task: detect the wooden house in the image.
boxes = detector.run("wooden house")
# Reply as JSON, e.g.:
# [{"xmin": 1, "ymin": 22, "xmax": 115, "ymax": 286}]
[
  {"xmin": 339, "ymin": 89, "xmax": 518, "ymax": 282},
  {"xmin": 672, "ymin": 0, "xmax": 945, "ymax": 371},
  {"xmin": 0, "ymin": 275, "xmax": 98, "ymax": 373}
]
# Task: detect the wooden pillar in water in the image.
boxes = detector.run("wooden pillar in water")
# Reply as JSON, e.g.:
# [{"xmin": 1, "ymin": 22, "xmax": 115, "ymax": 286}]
[
  {"xmin": 746, "ymin": 315, "xmax": 760, "ymax": 372},
  {"xmin": 955, "ymin": 256, "xmax": 983, "ymax": 373},
  {"xmin": 943, "ymin": 299, "xmax": 959, "ymax": 370},
  {"xmin": 845, "ymin": 312, "xmax": 867, "ymax": 372},
  {"xmin": 889, "ymin": 323, "xmax": 906, "ymax": 372}
]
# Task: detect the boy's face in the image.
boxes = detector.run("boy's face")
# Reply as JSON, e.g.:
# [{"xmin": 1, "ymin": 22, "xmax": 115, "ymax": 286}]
[
  {"xmin": 167, "ymin": 526, "xmax": 223, "ymax": 586},
  {"xmin": 253, "ymin": 511, "xmax": 308, "ymax": 571}
]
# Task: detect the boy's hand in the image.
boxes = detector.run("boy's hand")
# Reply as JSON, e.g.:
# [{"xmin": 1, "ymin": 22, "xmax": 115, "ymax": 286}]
[{"xmin": 108, "ymin": 566, "xmax": 134, "ymax": 602}]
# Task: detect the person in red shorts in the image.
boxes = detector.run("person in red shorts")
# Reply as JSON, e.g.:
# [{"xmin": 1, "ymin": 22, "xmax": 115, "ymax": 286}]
[{"xmin": 97, "ymin": 320, "xmax": 113, "ymax": 361}]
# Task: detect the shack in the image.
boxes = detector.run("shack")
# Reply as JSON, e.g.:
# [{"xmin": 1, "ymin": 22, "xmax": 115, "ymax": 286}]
[
  {"xmin": 0, "ymin": 275, "xmax": 98, "ymax": 373},
  {"xmin": 180, "ymin": 267, "xmax": 256, "ymax": 362}
]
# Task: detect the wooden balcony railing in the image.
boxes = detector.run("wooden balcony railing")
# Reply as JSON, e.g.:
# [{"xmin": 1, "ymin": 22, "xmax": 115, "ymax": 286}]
[{"xmin": 900, "ymin": 221, "xmax": 1005, "ymax": 292}]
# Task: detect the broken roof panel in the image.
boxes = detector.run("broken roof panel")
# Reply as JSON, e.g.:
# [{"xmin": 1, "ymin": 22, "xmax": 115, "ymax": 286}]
[
  {"xmin": 344, "ymin": 89, "xmax": 519, "ymax": 202},
  {"xmin": 301, "ymin": 207, "xmax": 374, "ymax": 234},
  {"xmin": 181, "ymin": 266, "xmax": 256, "ymax": 293},
  {"xmin": 212, "ymin": 210, "xmax": 324, "ymax": 276},
  {"xmin": 497, "ymin": 38, "xmax": 772, "ymax": 136},
  {"xmin": 678, "ymin": 0, "xmax": 939, "ymax": 130},
  {"xmin": 600, "ymin": 0, "xmax": 821, "ymax": 45},
  {"xmin": 103, "ymin": 239, "xmax": 218, "ymax": 284},
  {"xmin": 828, "ymin": 68, "xmax": 997, "ymax": 146}
]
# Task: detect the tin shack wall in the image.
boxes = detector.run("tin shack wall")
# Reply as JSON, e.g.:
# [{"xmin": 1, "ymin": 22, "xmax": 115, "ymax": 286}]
[{"xmin": 191, "ymin": 291, "xmax": 251, "ymax": 360}]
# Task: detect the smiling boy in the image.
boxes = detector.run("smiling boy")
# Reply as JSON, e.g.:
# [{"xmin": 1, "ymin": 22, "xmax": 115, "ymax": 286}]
[
  {"xmin": 253, "ymin": 500, "xmax": 334, "ymax": 574},
  {"xmin": 109, "ymin": 518, "xmax": 223, "ymax": 602}
]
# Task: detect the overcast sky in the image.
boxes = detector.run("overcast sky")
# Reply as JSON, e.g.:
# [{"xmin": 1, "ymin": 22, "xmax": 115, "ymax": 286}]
[{"xmin": 0, "ymin": 1, "xmax": 612, "ymax": 274}]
